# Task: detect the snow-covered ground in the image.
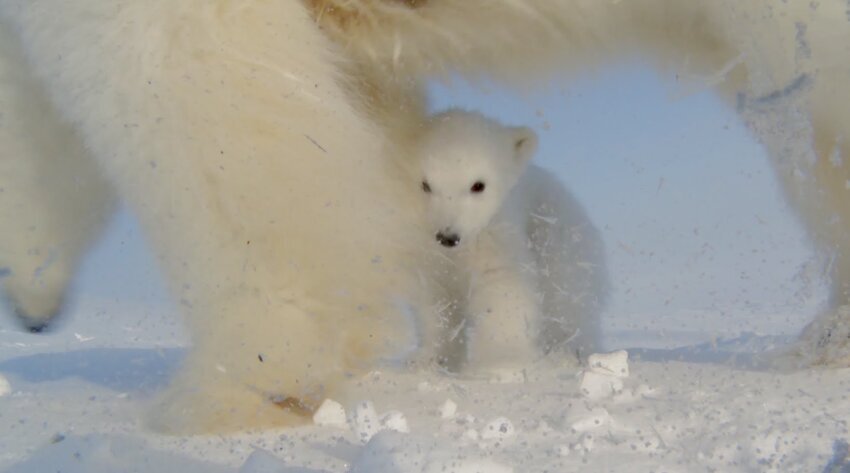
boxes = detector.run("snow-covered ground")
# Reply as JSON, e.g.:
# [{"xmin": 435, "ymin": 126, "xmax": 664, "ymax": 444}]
[
  {"xmin": 2, "ymin": 310, "xmax": 849, "ymax": 472},
  {"xmin": 3, "ymin": 67, "xmax": 849, "ymax": 472},
  {"xmin": 1, "ymin": 211, "xmax": 848, "ymax": 473}
]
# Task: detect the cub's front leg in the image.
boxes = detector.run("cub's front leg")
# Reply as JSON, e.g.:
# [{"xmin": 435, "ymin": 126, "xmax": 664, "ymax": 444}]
[{"xmin": 462, "ymin": 232, "xmax": 541, "ymax": 378}]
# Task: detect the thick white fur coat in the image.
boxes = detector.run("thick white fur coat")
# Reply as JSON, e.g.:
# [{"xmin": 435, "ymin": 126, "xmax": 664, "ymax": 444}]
[{"xmin": 413, "ymin": 110, "xmax": 606, "ymax": 372}]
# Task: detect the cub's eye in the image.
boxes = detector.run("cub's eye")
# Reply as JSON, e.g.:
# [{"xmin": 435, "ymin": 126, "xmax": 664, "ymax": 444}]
[
  {"xmin": 422, "ymin": 180, "xmax": 432, "ymax": 193},
  {"xmin": 470, "ymin": 181, "xmax": 486, "ymax": 193}
]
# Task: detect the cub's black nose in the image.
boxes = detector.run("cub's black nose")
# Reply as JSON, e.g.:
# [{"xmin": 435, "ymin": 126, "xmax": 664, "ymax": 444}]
[{"xmin": 436, "ymin": 231, "xmax": 460, "ymax": 248}]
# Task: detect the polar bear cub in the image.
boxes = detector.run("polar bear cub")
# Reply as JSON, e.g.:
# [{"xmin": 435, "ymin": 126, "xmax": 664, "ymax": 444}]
[{"xmin": 415, "ymin": 109, "xmax": 608, "ymax": 373}]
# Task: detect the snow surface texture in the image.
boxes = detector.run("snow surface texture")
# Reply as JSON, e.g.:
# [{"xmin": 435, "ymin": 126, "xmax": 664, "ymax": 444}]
[
  {"xmin": 0, "ymin": 194, "xmax": 847, "ymax": 473},
  {"xmin": 2, "ymin": 333, "xmax": 850, "ymax": 472}
]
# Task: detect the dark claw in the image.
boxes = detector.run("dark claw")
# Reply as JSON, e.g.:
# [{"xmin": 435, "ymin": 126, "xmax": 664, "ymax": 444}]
[
  {"xmin": 13, "ymin": 307, "xmax": 52, "ymax": 334},
  {"xmin": 26, "ymin": 323, "xmax": 48, "ymax": 334},
  {"xmin": 436, "ymin": 231, "xmax": 460, "ymax": 248}
]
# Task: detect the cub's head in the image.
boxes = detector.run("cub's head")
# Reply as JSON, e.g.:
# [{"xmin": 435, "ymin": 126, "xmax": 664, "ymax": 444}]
[{"xmin": 417, "ymin": 110, "xmax": 538, "ymax": 248}]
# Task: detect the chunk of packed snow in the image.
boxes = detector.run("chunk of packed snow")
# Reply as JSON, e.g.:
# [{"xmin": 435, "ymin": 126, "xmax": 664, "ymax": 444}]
[
  {"xmin": 349, "ymin": 400, "xmax": 381, "ymax": 444},
  {"xmin": 535, "ymin": 420, "xmax": 555, "ymax": 436},
  {"xmin": 634, "ymin": 383, "xmax": 655, "ymax": 397},
  {"xmin": 379, "ymin": 410, "xmax": 410, "ymax": 434},
  {"xmin": 535, "ymin": 420, "xmax": 554, "ymax": 434},
  {"xmin": 480, "ymin": 417, "xmax": 516, "ymax": 441},
  {"xmin": 587, "ymin": 350, "xmax": 629, "ymax": 377},
  {"xmin": 564, "ymin": 403, "xmax": 612, "ymax": 433},
  {"xmin": 613, "ymin": 383, "xmax": 657, "ymax": 403},
  {"xmin": 612, "ymin": 388, "xmax": 637, "ymax": 403},
  {"xmin": 0, "ymin": 373, "xmax": 10, "ymax": 397},
  {"xmin": 579, "ymin": 370, "xmax": 624, "ymax": 400},
  {"xmin": 574, "ymin": 433, "xmax": 595, "ymax": 453},
  {"xmin": 440, "ymin": 399, "xmax": 458, "ymax": 419},
  {"xmin": 312, "ymin": 399, "xmax": 347, "ymax": 427}
]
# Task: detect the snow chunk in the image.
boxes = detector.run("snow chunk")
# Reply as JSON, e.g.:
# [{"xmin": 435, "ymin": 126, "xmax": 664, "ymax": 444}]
[
  {"xmin": 564, "ymin": 404, "xmax": 612, "ymax": 432},
  {"xmin": 579, "ymin": 370, "xmax": 624, "ymax": 400},
  {"xmin": 535, "ymin": 420, "xmax": 554, "ymax": 434},
  {"xmin": 439, "ymin": 399, "xmax": 457, "ymax": 419},
  {"xmin": 634, "ymin": 384, "xmax": 655, "ymax": 396},
  {"xmin": 379, "ymin": 410, "xmax": 410, "ymax": 434},
  {"xmin": 587, "ymin": 350, "xmax": 629, "ymax": 377},
  {"xmin": 348, "ymin": 401, "xmax": 410, "ymax": 443},
  {"xmin": 0, "ymin": 373, "xmax": 11, "ymax": 397},
  {"xmin": 480, "ymin": 417, "xmax": 516, "ymax": 441},
  {"xmin": 312, "ymin": 399, "xmax": 347, "ymax": 428},
  {"xmin": 579, "ymin": 350, "xmax": 630, "ymax": 400},
  {"xmin": 613, "ymin": 383, "xmax": 657, "ymax": 403},
  {"xmin": 573, "ymin": 433, "xmax": 595, "ymax": 453},
  {"xmin": 349, "ymin": 401, "xmax": 381, "ymax": 443}
]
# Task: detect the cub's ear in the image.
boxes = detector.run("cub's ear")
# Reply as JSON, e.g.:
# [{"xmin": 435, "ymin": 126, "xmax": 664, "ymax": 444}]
[{"xmin": 511, "ymin": 127, "xmax": 538, "ymax": 164}]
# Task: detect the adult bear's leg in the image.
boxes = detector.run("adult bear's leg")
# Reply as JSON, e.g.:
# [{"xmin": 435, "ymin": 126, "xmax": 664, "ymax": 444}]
[
  {"xmin": 0, "ymin": 22, "xmax": 114, "ymax": 331},
  {"xmin": 1, "ymin": 0, "xmax": 421, "ymax": 432}
]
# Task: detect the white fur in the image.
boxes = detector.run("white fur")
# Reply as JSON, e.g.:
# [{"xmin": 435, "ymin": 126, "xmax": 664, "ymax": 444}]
[
  {"xmin": 0, "ymin": 0, "xmax": 429, "ymax": 432},
  {"xmin": 0, "ymin": 0, "xmax": 848, "ymax": 431},
  {"xmin": 309, "ymin": 0, "xmax": 850, "ymax": 365},
  {"xmin": 414, "ymin": 110, "xmax": 606, "ymax": 372}
]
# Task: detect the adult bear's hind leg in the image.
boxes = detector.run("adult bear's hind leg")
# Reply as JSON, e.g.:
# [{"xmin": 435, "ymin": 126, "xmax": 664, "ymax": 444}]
[
  {"xmin": 789, "ymin": 118, "xmax": 850, "ymax": 367},
  {"xmin": 0, "ymin": 25, "xmax": 114, "ymax": 331}
]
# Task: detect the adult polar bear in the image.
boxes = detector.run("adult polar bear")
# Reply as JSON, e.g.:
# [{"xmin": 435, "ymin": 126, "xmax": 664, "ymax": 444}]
[{"xmin": 0, "ymin": 0, "xmax": 847, "ymax": 432}]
